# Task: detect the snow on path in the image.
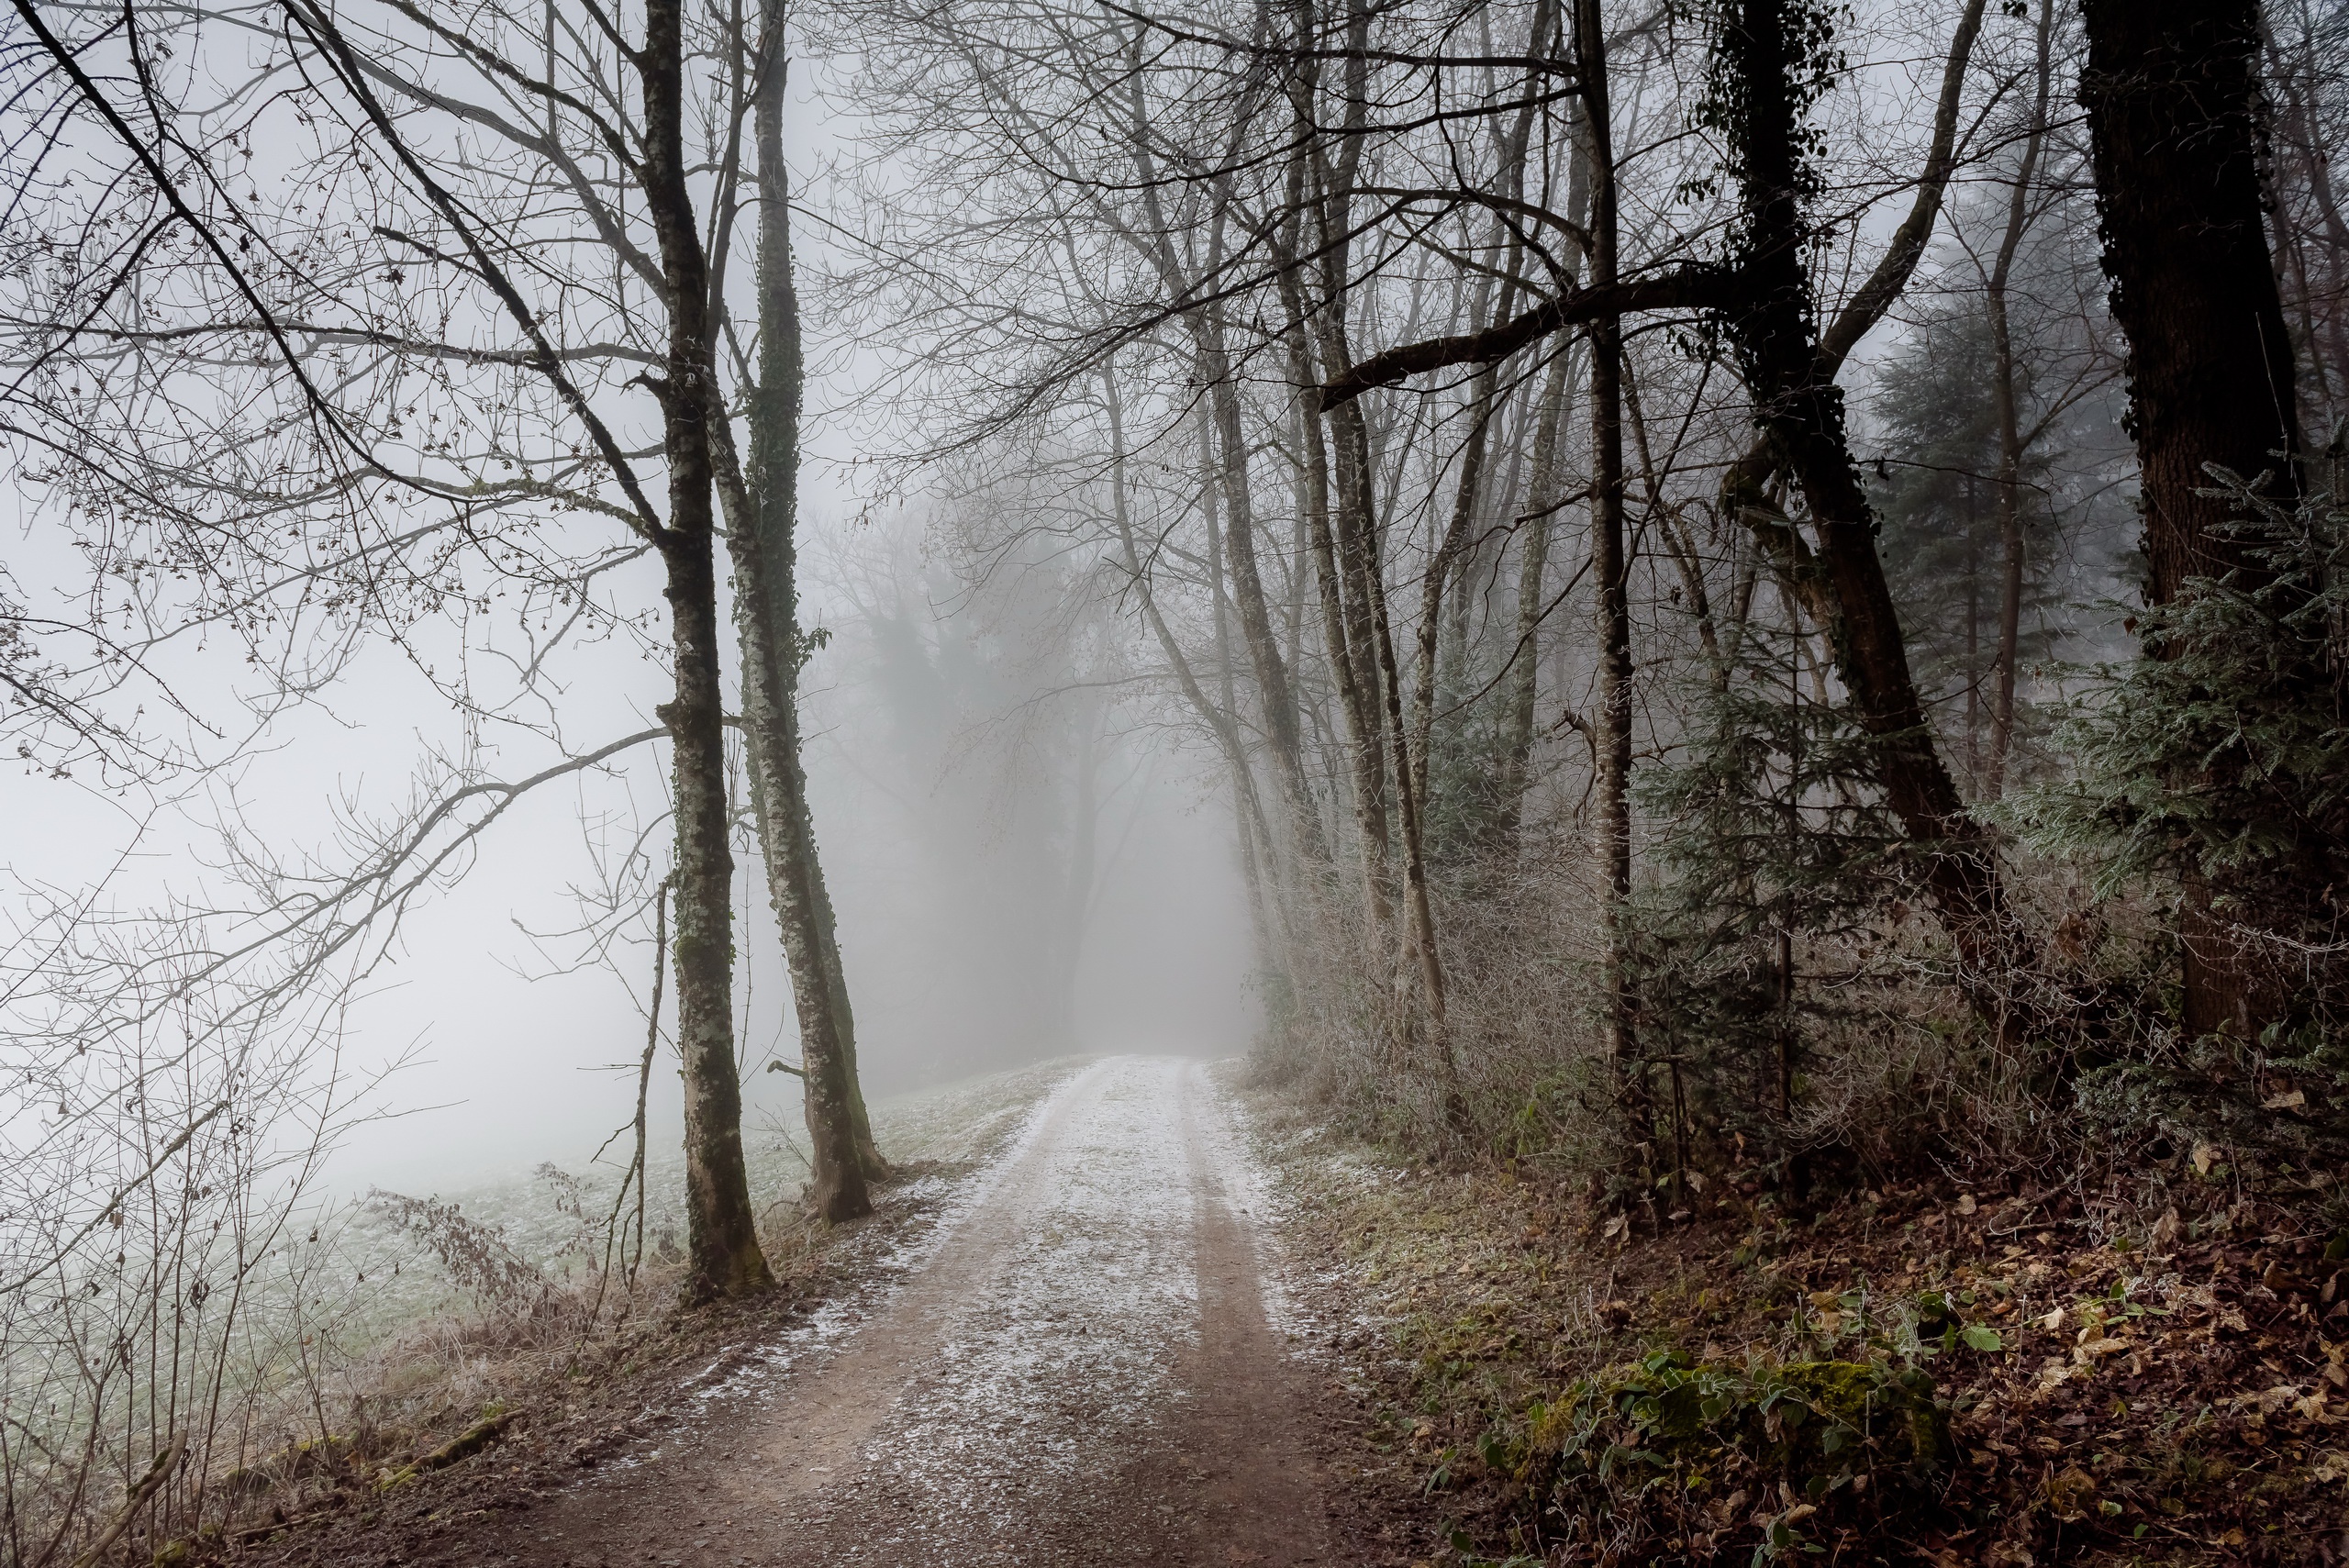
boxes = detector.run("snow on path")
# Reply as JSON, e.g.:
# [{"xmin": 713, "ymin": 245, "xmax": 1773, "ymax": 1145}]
[{"xmin": 466, "ymin": 1056, "xmax": 1336, "ymax": 1568}]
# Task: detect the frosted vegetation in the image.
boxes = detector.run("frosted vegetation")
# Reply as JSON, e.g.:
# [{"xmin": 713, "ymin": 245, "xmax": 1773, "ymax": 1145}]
[{"xmin": 1, "ymin": 0, "xmax": 2344, "ymax": 1559}]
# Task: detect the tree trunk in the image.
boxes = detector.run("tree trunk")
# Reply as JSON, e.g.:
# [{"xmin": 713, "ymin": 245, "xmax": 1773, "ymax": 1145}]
[
  {"xmin": 807, "ymin": 859, "xmax": 883, "ymax": 1175},
  {"xmin": 730, "ymin": 2, "xmax": 872, "ymax": 1219},
  {"xmin": 1577, "ymin": 0, "xmax": 1641, "ymax": 1104},
  {"xmin": 1716, "ymin": 0, "xmax": 2009, "ymax": 970},
  {"xmin": 1494, "ymin": 83, "xmax": 1590, "ymax": 841},
  {"xmin": 1103, "ymin": 361, "xmax": 1295, "ymax": 986},
  {"xmin": 2265, "ymin": 4, "xmax": 2349, "ymax": 414},
  {"xmin": 1199, "ymin": 314, "xmax": 1330, "ymax": 872},
  {"xmin": 1324, "ymin": 383, "xmax": 1396, "ymax": 929},
  {"xmin": 1280, "ymin": 268, "xmax": 1391, "ymax": 943},
  {"xmin": 1297, "ymin": 37, "xmax": 1456, "ymax": 1083},
  {"xmin": 2077, "ymin": 0, "xmax": 2308, "ymax": 1037},
  {"xmin": 2079, "ymin": 0, "xmax": 2304, "ymax": 600},
  {"xmin": 1493, "ymin": 348, "xmax": 1573, "ymax": 844},
  {"xmin": 640, "ymin": 0, "xmax": 771, "ymax": 1301},
  {"xmin": 1410, "ymin": 369, "xmax": 1496, "ymax": 824},
  {"xmin": 1981, "ymin": 0, "xmax": 2055, "ymax": 801},
  {"xmin": 1277, "ymin": 28, "xmax": 1394, "ymax": 940}
]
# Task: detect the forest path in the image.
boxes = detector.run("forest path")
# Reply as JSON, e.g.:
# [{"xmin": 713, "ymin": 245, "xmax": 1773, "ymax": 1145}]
[{"xmin": 462, "ymin": 1057, "xmax": 1338, "ymax": 1567}]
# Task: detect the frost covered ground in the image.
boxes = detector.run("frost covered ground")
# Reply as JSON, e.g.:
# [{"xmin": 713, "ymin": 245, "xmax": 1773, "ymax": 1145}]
[
  {"xmin": 317, "ymin": 1058, "xmax": 1093, "ymax": 1355},
  {"xmin": 366, "ymin": 1055, "xmax": 1355, "ymax": 1567}
]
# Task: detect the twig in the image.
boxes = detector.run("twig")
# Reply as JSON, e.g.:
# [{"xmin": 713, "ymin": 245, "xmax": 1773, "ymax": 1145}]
[
  {"xmin": 71, "ymin": 1436, "xmax": 183, "ymax": 1568},
  {"xmin": 1, "ymin": 1109, "xmax": 228, "ymax": 1296}
]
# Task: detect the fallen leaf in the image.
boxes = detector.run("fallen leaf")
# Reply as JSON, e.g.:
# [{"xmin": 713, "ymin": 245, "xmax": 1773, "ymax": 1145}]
[
  {"xmin": 2043, "ymin": 1464, "xmax": 2097, "ymax": 1521},
  {"xmin": 2192, "ymin": 1141, "xmax": 2220, "ymax": 1176},
  {"xmin": 2264, "ymin": 1088, "xmax": 2307, "ymax": 1111}
]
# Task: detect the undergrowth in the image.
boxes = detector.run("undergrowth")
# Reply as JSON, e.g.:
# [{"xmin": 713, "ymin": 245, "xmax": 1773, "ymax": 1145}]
[{"xmin": 1244, "ymin": 1082, "xmax": 2349, "ymax": 1567}]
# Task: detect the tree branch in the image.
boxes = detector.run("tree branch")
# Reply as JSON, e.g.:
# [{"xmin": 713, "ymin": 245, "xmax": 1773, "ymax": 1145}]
[{"xmin": 1319, "ymin": 266, "xmax": 1734, "ymax": 407}]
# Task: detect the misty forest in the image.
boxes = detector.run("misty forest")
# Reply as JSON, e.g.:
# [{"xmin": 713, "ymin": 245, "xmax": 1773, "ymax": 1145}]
[{"xmin": 1, "ymin": 0, "xmax": 2344, "ymax": 1561}]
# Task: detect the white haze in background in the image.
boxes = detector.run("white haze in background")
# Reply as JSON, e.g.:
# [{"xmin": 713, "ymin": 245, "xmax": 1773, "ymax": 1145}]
[
  {"xmin": 2, "ymin": 506, "xmax": 1261, "ymax": 1200},
  {"xmin": 0, "ymin": 48, "xmax": 1258, "ymax": 1197}
]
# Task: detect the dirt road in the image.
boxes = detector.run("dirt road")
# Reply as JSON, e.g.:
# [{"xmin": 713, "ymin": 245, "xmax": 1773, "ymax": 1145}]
[{"xmin": 451, "ymin": 1058, "xmax": 1341, "ymax": 1567}]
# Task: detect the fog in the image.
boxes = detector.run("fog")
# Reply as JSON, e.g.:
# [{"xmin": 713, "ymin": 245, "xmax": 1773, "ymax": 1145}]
[
  {"xmin": 11, "ymin": 0, "xmax": 2345, "ymax": 1555},
  {"xmin": 1, "ymin": 490, "xmax": 1260, "ymax": 1195},
  {"xmin": 0, "ymin": 38, "xmax": 1268, "ymax": 1202}
]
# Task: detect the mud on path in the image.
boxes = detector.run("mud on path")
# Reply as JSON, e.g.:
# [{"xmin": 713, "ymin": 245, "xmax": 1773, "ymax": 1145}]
[{"xmin": 432, "ymin": 1058, "xmax": 1345, "ymax": 1567}]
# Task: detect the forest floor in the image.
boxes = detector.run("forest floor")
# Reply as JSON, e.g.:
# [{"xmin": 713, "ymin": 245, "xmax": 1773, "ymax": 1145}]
[
  {"xmin": 239, "ymin": 1057, "xmax": 1409, "ymax": 1568},
  {"xmin": 1238, "ymin": 1089, "xmax": 2349, "ymax": 1567}
]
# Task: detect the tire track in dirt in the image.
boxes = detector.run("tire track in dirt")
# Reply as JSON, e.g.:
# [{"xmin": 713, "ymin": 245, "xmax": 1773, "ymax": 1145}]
[{"xmin": 445, "ymin": 1057, "xmax": 1340, "ymax": 1567}]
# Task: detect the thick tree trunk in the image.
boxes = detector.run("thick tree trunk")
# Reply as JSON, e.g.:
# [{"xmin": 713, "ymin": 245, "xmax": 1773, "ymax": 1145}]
[
  {"xmin": 640, "ymin": 0, "xmax": 771, "ymax": 1302},
  {"xmin": 2077, "ymin": 0, "xmax": 2308, "ymax": 1039},
  {"xmin": 1717, "ymin": 0, "xmax": 2009, "ymax": 969},
  {"xmin": 2078, "ymin": 0, "xmax": 2303, "ymax": 600},
  {"xmin": 1322, "ymin": 367, "xmax": 1397, "ymax": 929},
  {"xmin": 807, "ymin": 862, "xmax": 882, "ymax": 1173}
]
